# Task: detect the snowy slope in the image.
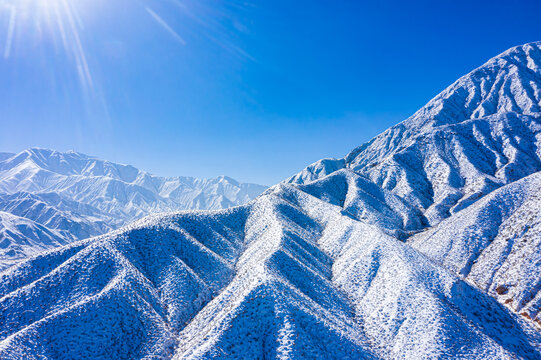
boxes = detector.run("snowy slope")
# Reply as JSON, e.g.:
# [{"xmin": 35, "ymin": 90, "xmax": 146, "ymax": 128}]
[
  {"xmin": 289, "ymin": 42, "xmax": 541, "ymax": 225},
  {"xmin": 0, "ymin": 183, "xmax": 539, "ymax": 359},
  {"xmin": 1, "ymin": 42, "xmax": 541, "ymax": 359},
  {"xmin": 284, "ymin": 41, "xmax": 541, "ymax": 327},
  {"xmin": 0, "ymin": 211, "xmax": 68, "ymax": 269},
  {"xmin": 0, "ymin": 149, "xmax": 266, "ymax": 269},
  {"xmin": 0, "ymin": 153, "xmax": 14, "ymax": 162},
  {"xmin": 409, "ymin": 170, "xmax": 541, "ymax": 326}
]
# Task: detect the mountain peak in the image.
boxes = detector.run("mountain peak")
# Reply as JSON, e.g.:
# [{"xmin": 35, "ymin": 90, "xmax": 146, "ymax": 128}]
[
  {"xmin": 2, "ymin": 43, "xmax": 541, "ymax": 359},
  {"xmin": 23, "ymin": 147, "xmax": 92, "ymax": 160},
  {"xmin": 0, "ymin": 148, "xmax": 266, "ymax": 267},
  {"xmin": 411, "ymin": 41, "xmax": 541, "ymax": 128},
  {"xmin": 292, "ymin": 42, "xmax": 541, "ymax": 228}
]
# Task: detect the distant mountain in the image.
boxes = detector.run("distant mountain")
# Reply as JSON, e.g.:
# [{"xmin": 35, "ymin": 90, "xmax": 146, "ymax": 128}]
[
  {"xmin": 0, "ymin": 211, "xmax": 68, "ymax": 269},
  {"xmin": 0, "ymin": 149, "xmax": 266, "ymax": 268},
  {"xmin": 1, "ymin": 42, "xmax": 540, "ymax": 359}
]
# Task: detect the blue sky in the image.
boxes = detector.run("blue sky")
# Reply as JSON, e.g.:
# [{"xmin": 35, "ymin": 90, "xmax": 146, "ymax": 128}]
[{"xmin": 1, "ymin": 0, "xmax": 540, "ymax": 185}]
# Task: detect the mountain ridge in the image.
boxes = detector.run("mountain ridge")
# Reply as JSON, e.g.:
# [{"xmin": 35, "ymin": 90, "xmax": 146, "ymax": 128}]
[
  {"xmin": 0, "ymin": 148, "xmax": 266, "ymax": 269},
  {"xmin": 1, "ymin": 42, "xmax": 541, "ymax": 359},
  {"xmin": 289, "ymin": 41, "xmax": 541, "ymax": 226}
]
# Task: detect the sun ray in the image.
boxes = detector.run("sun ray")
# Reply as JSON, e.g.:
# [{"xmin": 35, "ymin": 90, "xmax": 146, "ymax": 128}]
[
  {"xmin": 146, "ymin": 6, "xmax": 186, "ymax": 46},
  {"xmin": 52, "ymin": 1, "xmax": 69, "ymax": 56},
  {"xmin": 3, "ymin": 4, "xmax": 16, "ymax": 59},
  {"xmin": 61, "ymin": 0, "xmax": 93, "ymax": 92}
]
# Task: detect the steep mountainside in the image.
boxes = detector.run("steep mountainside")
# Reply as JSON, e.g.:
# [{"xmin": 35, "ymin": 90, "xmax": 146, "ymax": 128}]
[
  {"xmin": 289, "ymin": 42, "xmax": 541, "ymax": 226},
  {"xmin": 1, "ymin": 42, "xmax": 540, "ymax": 359},
  {"xmin": 0, "ymin": 211, "xmax": 68, "ymax": 269},
  {"xmin": 0, "ymin": 149, "xmax": 266, "ymax": 269},
  {"xmin": 0, "ymin": 182, "xmax": 539, "ymax": 359},
  {"xmin": 285, "ymin": 42, "xmax": 541, "ymax": 326},
  {"xmin": 410, "ymin": 171, "xmax": 541, "ymax": 326}
]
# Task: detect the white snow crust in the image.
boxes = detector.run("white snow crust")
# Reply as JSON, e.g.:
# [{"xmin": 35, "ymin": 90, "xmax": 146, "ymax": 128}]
[
  {"xmin": 1, "ymin": 42, "xmax": 541, "ymax": 359},
  {"xmin": 0, "ymin": 149, "xmax": 266, "ymax": 269}
]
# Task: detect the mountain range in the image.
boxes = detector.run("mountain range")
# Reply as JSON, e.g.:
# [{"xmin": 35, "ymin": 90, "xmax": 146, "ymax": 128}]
[
  {"xmin": 0, "ymin": 42, "xmax": 540, "ymax": 359},
  {"xmin": 0, "ymin": 149, "xmax": 266, "ymax": 269}
]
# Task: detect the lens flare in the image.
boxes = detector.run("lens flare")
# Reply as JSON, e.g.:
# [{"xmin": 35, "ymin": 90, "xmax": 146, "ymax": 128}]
[
  {"xmin": 2, "ymin": 0, "xmax": 93, "ymax": 95},
  {"xmin": 0, "ymin": 0, "xmax": 254, "ymax": 119}
]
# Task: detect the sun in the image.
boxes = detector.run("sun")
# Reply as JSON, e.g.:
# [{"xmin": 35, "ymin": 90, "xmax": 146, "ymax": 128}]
[{"xmin": 2, "ymin": 0, "xmax": 94, "ymax": 93}]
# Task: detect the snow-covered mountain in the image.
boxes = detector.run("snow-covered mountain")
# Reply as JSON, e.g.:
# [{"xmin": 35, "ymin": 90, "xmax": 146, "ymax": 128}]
[
  {"xmin": 288, "ymin": 41, "xmax": 541, "ymax": 226},
  {"xmin": 0, "ymin": 149, "xmax": 266, "ymax": 268},
  {"xmin": 1, "ymin": 42, "xmax": 540, "ymax": 359}
]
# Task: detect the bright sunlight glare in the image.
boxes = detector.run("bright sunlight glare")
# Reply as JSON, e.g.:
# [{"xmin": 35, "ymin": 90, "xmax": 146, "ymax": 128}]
[
  {"xmin": 1, "ymin": 0, "xmax": 253, "ymax": 118},
  {"xmin": 2, "ymin": 0, "xmax": 93, "ymax": 96}
]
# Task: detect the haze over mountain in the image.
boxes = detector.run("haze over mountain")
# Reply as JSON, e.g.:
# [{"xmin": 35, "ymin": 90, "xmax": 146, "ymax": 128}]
[
  {"xmin": 0, "ymin": 149, "xmax": 266, "ymax": 269},
  {"xmin": 1, "ymin": 42, "xmax": 540, "ymax": 359}
]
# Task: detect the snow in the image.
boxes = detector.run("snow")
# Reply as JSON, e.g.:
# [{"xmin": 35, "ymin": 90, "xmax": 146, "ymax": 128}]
[
  {"xmin": 1, "ymin": 41, "xmax": 541, "ymax": 359},
  {"xmin": 0, "ymin": 149, "xmax": 266, "ymax": 269},
  {"xmin": 410, "ymin": 171, "xmax": 541, "ymax": 325},
  {"xmin": 291, "ymin": 43, "xmax": 541, "ymax": 228},
  {"xmin": 0, "ymin": 211, "xmax": 68, "ymax": 268},
  {"xmin": 0, "ymin": 181, "xmax": 539, "ymax": 359}
]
